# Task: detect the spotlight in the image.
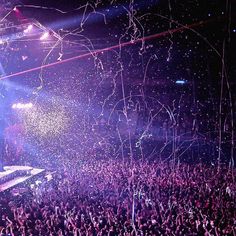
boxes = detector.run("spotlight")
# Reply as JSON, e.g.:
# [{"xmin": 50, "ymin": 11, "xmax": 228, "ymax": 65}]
[
  {"xmin": 13, "ymin": 7, "xmax": 19, "ymax": 13},
  {"xmin": 12, "ymin": 102, "xmax": 33, "ymax": 109},
  {"xmin": 40, "ymin": 32, "xmax": 49, "ymax": 40}
]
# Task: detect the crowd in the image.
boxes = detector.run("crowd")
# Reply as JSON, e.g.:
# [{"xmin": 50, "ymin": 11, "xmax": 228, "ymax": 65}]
[{"xmin": 0, "ymin": 159, "xmax": 235, "ymax": 236}]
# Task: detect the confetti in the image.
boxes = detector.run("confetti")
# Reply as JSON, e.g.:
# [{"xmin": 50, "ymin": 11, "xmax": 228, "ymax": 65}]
[{"xmin": 0, "ymin": 1, "xmax": 234, "ymax": 169}]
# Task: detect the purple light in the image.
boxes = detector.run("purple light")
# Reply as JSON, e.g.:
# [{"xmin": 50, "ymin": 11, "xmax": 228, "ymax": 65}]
[
  {"xmin": 12, "ymin": 103, "xmax": 33, "ymax": 109},
  {"xmin": 40, "ymin": 32, "xmax": 49, "ymax": 40}
]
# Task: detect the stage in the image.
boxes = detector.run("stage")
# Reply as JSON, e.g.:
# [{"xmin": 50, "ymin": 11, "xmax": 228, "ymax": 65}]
[{"xmin": 0, "ymin": 165, "xmax": 45, "ymax": 193}]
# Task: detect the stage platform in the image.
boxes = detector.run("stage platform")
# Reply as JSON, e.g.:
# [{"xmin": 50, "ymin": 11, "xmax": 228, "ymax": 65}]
[{"xmin": 0, "ymin": 166, "xmax": 45, "ymax": 193}]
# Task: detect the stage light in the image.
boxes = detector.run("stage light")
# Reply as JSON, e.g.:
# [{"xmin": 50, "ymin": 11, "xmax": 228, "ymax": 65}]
[
  {"xmin": 13, "ymin": 7, "xmax": 20, "ymax": 13},
  {"xmin": 176, "ymin": 80, "xmax": 186, "ymax": 84},
  {"xmin": 12, "ymin": 102, "xmax": 33, "ymax": 109},
  {"xmin": 40, "ymin": 32, "xmax": 49, "ymax": 40}
]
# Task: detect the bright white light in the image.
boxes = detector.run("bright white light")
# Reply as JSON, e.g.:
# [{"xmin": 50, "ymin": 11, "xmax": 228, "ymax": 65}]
[
  {"xmin": 12, "ymin": 102, "xmax": 33, "ymax": 109},
  {"xmin": 27, "ymin": 103, "xmax": 33, "ymax": 108},
  {"xmin": 40, "ymin": 32, "xmax": 49, "ymax": 40},
  {"xmin": 176, "ymin": 80, "xmax": 186, "ymax": 84},
  {"xmin": 24, "ymin": 24, "xmax": 33, "ymax": 33},
  {"xmin": 28, "ymin": 25, "xmax": 33, "ymax": 30}
]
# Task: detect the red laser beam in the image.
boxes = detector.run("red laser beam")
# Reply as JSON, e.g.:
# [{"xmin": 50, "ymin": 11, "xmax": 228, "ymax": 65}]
[{"xmin": 0, "ymin": 19, "xmax": 213, "ymax": 80}]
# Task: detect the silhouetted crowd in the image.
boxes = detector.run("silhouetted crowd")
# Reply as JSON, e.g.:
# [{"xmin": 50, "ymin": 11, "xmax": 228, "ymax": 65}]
[{"xmin": 0, "ymin": 159, "xmax": 235, "ymax": 235}]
